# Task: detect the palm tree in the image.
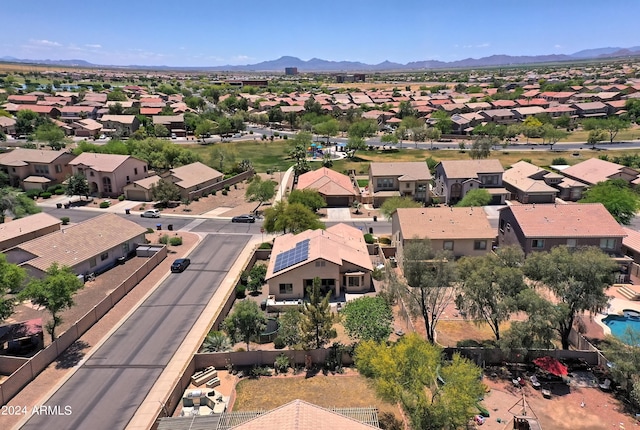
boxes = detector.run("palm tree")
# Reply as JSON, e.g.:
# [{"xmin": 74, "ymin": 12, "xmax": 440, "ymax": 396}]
[{"xmin": 201, "ymin": 331, "xmax": 232, "ymax": 353}]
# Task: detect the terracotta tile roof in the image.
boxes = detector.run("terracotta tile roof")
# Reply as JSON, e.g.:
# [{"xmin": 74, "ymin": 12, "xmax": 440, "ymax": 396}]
[
  {"xmin": 231, "ymin": 399, "xmax": 379, "ymax": 430},
  {"xmin": 504, "ymin": 203, "xmax": 625, "ymax": 239},
  {"xmin": 491, "ymin": 100, "xmax": 517, "ymax": 108},
  {"xmin": 296, "ymin": 167, "xmax": 357, "ymax": 197},
  {"xmin": 69, "ymin": 153, "xmax": 136, "ymax": 172},
  {"xmin": 75, "ymin": 119, "xmax": 103, "ymax": 131},
  {"xmin": 439, "ymin": 159, "xmax": 504, "ymax": 179},
  {"xmin": 562, "ymin": 157, "xmax": 638, "ymax": 185},
  {"xmin": 153, "ymin": 114, "xmax": 184, "ymax": 125},
  {"xmin": 130, "ymin": 175, "xmax": 161, "ymax": 190},
  {"xmin": 512, "ymin": 106, "xmax": 546, "ymax": 115},
  {"xmin": 0, "ymin": 148, "xmax": 70, "ymax": 167},
  {"xmin": 0, "ymin": 116, "xmax": 16, "ymax": 127},
  {"xmin": 395, "ymin": 207, "xmax": 495, "ymax": 240},
  {"xmin": 0, "ymin": 213, "xmax": 61, "ymax": 244},
  {"xmin": 265, "ymin": 224, "xmax": 372, "ymax": 280},
  {"xmin": 169, "ymin": 162, "xmax": 223, "ymax": 189},
  {"xmin": 140, "ymin": 107, "xmax": 163, "ymax": 115},
  {"xmin": 99, "ymin": 114, "xmax": 137, "ymax": 125},
  {"xmin": 623, "ymin": 227, "xmax": 640, "ymax": 252},
  {"xmin": 10, "ymin": 213, "xmax": 147, "ymax": 272},
  {"xmin": 60, "ymin": 106, "xmax": 96, "ymax": 113},
  {"xmin": 545, "ymin": 105, "xmax": 576, "ymax": 113},
  {"xmin": 8, "ymin": 95, "xmax": 38, "ymax": 103},
  {"xmin": 16, "ymin": 104, "xmax": 57, "ymax": 114},
  {"xmin": 571, "ymin": 101, "xmax": 608, "ymax": 110},
  {"xmin": 369, "ymin": 162, "xmax": 431, "ymax": 180}
]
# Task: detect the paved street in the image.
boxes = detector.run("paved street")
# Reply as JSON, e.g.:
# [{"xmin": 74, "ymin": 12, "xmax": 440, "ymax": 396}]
[{"xmin": 20, "ymin": 234, "xmax": 249, "ymax": 430}]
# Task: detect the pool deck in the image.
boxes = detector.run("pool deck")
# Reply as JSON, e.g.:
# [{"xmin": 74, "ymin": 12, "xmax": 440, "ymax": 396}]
[{"xmin": 595, "ymin": 281, "xmax": 640, "ymax": 336}]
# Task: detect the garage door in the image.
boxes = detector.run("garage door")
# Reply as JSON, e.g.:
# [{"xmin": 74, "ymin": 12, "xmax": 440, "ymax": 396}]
[
  {"xmin": 125, "ymin": 189, "xmax": 149, "ymax": 201},
  {"xmin": 325, "ymin": 196, "xmax": 350, "ymax": 207}
]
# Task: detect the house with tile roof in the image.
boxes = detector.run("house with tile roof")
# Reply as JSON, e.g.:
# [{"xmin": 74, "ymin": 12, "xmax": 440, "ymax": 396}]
[
  {"xmin": 69, "ymin": 153, "xmax": 149, "ymax": 197},
  {"xmin": 265, "ymin": 223, "xmax": 372, "ymax": 300},
  {"xmin": 498, "ymin": 203, "xmax": 629, "ymax": 263},
  {"xmin": 561, "ymin": 157, "xmax": 640, "ymax": 186},
  {"xmin": 0, "ymin": 213, "xmax": 62, "ymax": 252},
  {"xmin": 99, "ymin": 114, "xmax": 141, "ymax": 136},
  {"xmin": 433, "ymin": 159, "xmax": 508, "ymax": 205},
  {"xmin": 3, "ymin": 213, "xmax": 147, "ymax": 279},
  {"xmin": 502, "ymin": 160, "xmax": 560, "ymax": 204},
  {"xmin": 153, "ymin": 114, "xmax": 186, "ymax": 137},
  {"xmin": 296, "ymin": 167, "xmax": 358, "ymax": 207},
  {"xmin": 622, "ymin": 227, "xmax": 640, "ymax": 266},
  {"xmin": 367, "ymin": 162, "xmax": 431, "ymax": 207},
  {"xmin": 0, "ymin": 116, "xmax": 16, "ymax": 135},
  {"xmin": 0, "ymin": 148, "xmax": 75, "ymax": 190},
  {"xmin": 392, "ymin": 207, "xmax": 496, "ymax": 263}
]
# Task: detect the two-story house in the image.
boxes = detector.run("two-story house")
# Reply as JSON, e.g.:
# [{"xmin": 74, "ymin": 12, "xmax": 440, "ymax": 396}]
[
  {"xmin": 0, "ymin": 148, "xmax": 75, "ymax": 190},
  {"xmin": 99, "ymin": 115, "xmax": 141, "ymax": 137},
  {"xmin": 69, "ymin": 153, "xmax": 149, "ymax": 197},
  {"xmin": 152, "ymin": 114, "xmax": 186, "ymax": 137},
  {"xmin": 368, "ymin": 162, "xmax": 431, "ymax": 207},
  {"xmin": 502, "ymin": 160, "xmax": 561, "ymax": 204},
  {"xmin": 433, "ymin": 159, "xmax": 508, "ymax": 205}
]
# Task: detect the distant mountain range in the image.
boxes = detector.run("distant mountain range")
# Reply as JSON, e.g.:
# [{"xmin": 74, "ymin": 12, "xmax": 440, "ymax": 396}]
[{"xmin": 2, "ymin": 46, "xmax": 640, "ymax": 72}]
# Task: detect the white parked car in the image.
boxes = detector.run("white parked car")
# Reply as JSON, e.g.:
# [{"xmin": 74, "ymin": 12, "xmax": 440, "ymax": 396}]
[{"xmin": 140, "ymin": 209, "xmax": 161, "ymax": 218}]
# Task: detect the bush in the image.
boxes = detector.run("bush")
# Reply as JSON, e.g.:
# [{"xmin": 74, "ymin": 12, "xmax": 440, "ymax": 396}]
[
  {"xmin": 146, "ymin": 228, "xmax": 154, "ymax": 234},
  {"xmin": 274, "ymin": 354, "xmax": 290, "ymax": 373},
  {"xmin": 250, "ymin": 366, "xmax": 272, "ymax": 377},
  {"xmin": 99, "ymin": 201, "xmax": 110, "ymax": 208},
  {"xmin": 169, "ymin": 236, "xmax": 183, "ymax": 246},
  {"xmin": 258, "ymin": 242, "xmax": 273, "ymax": 249},
  {"xmin": 40, "ymin": 192, "xmax": 52, "ymax": 199},
  {"xmin": 363, "ymin": 233, "xmax": 375, "ymax": 244},
  {"xmin": 224, "ymin": 185, "xmax": 230, "ymax": 192},
  {"xmin": 60, "ymin": 217, "xmax": 70, "ymax": 225},
  {"xmin": 25, "ymin": 189, "xmax": 40, "ymax": 199},
  {"xmin": 211, "ymin": 190, "xmax": 217, "ymax": 196},
  {"xmin": 552, "ymin": 157, "xmax": 568, "ymax": 165},
  {"xmin": 159, "ymin": 234, "xmax": 169, "ymax": 244},
  {"xmin": 236, "ymin": 284, "xmax": 246, "ymax": 298},
  {"xmin": 54, "ymin": 189, "xmax": 65, "ymax": 195},
  {"xmin": 273, "ymin": 336, "xmax": 285, "ymax": 349},
  {"xmin": 372, "ymin": 266, "xmax": 383, "ymax": 281},
  {"xmin": 221, "ymin": 190, "xmax": 228, "ymax": 196},
  {"xmin": 118, "ymin": 195, "xmax": 125, "ymax": 201},
  {"xmin": 379, "ymin": 237, "xmax": 391, "ymax": 245},
  {"xmin": 46, "ymin": 185, "xmax": 61, "ymax": 193}
]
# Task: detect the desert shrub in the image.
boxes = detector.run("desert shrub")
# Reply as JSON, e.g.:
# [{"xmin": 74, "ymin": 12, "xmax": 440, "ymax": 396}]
[
  {"xmin": 54, "ymin": 189, "xmax": 65, "ymax": 195},
  {"xmin": 159, "ymin": 234, "xmax": 169, "ymax": 244},
  {"xmin": 552, "ymin": 157, "xmax": 568, "ymax": 165},
  {"xmin": 146, "ymin": 228, "xmax": 154, "ymax": 234},
  {"xmin": 221, "ymin": 190, "xmax": 228, "ymax": 196},
  {"xmin": 25, "ymin": 189, "xmax": 40, "ymax": 199},
  {"xmin": 211, "ymin": 190, "xmax": 217, "ymax": 195},
  {"xmin": 224, "ymin": 185, "xmax": 230, "ymax": 192},
  {"xmin": 258, "ymin": 242, "xmax": 272, "ymax": 249},
  {"xmin": 250, "ymin": 366, "xmax": 272, "ymax": 377},
  {"xmin": 379, "ymin": 237, "xmax": 391, "ymax": 245},
  {"xmin": 118, "ymin": 195, "xmax": 125, "ymax": 201},
  {"xmin": 274, "ymin": 354, "xmax": 290, "ymax": 373},
  {"xmin": 363, "ymin": 233, "xmax": 375, "ymax": 244},
  {"xmin": 235, "ymin": 284, "xmax": 246, "ymax": 298},
  {"xmin": 273, "ymin": 337, "xmax": 285, "ymax": 349},
  {"xmin": 60, "ymin": 217, "xmax": 70, "ymax": 225},
  {"xmin": 372, "ymin": 266, "xmax": 383, "ymax": 281},
  {"xmin": 169, "ymin": 236, "xmax": 183, "ymax": 246},
  {"xmin": 99, "ymin": 201, "xmax": 110, "ymax": 208},
  {"xmin": 40, "ymin": 192, "xmax": 52, "ymax": 199}
]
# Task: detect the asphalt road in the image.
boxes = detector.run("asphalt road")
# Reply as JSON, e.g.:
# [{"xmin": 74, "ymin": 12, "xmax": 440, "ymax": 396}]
[{"xmin": 20, "ymin": 234, "xmax": 250, "ymax": 430}]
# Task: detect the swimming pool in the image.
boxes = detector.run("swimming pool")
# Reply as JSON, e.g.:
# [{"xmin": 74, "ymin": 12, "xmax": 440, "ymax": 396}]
[{"xmin": 602, "ymin": 310, "xmax": 640, "ymax": 344}]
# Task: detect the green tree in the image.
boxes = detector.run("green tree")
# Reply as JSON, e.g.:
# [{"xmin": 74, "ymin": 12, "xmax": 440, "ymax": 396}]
[
  {"xmin": 12, "ymin": 193, "xmax": 41, "ymax": 218},
  {"xmin": 469, "ymin": 137, "xmax": 493, "ymax": 159},
  {"xmin": 431, "ymin": 110, "xmax": 454, "ymax": 134},
  {"xmin": 456, "ymin": 246, "xmax": 526, "ymax": 341},
  {"xmin": 380, "ymin": 196, "xmax": 422, "ymax": 220},
  {"xmin": 523, "ymin": 246, "xmax": 617, "ymax": 349},
  {"xmin": 313, "ymin": 119, "xmax": 339, "ymax": 144},
  {"xmin": 587, "ymin": 129, "xmax": 607, "ymax": 149},
  {"xmin": 348, "ymin": 119, "xmax": 378, "ymax": 139},
  {"xmin": 266, "ymin": 202, "xmax": 325, "ymax": 234},
  {"xmin": 150, "ymin": 178, "xmax": 181, "ymax": 206},
  {"xmin": 541, "ymin": 124, "xmax": 569, "ymax": 150},
  {"xmin": 65, "ymin": 173, "xmax": 90, "ymax": 200},
  {"xmin": 195, "ymin": 119, "xmax": 217, "ymax": 142},
  {"xmin": 345, "ymin": 135, "xmax": 366, "ymax": 159},
  {"xmin": 108, "ymin": 102, "xmax": 124, "ymax": 115},
  {"xmin": 579, "ymin": 179, "xmax": 640, "ymax": 225},
  {"xmin": 301, "ymin": 277, "xmax": 336, "ymax": 349},
  {"xmin": 35, "ymin": 122, "xmax": 66, "ymax": 150},
  {"xmin": 201, "ymin": 330, "xmax": 232, "ymax": 352},
  {"xmin": 18, "ymin": 263, "xmax": 84, "ymax": 342},
  {"xmin": 424, "ymin": 127, "xmax": 442, "ymax": 149},
  {"xmin": 222, "ymin": 299, "xmax": 266, "ymax": 351},
  {"xmin": 0, "ymin": 254, "xmax": 26, "ymax": 322},
  {"xmin": 455, "ymin": 189, "xmax": 491, "ymax": 207},
  {"xmin": 107, "ymin": 89, "xmax": 127, "ymax": 101},
  {"xmin": 499, "ymin": 288, "xmax": 557, "ymax": 351},
  {"xmin": 209, "ymin": 146, "xmax": 237, "ymax": 173},
  {"xmin": 522, "ymin": 117, "xmax": 543, "ymax": 143},
  {"xmin": 246, "ymin": 264, "xmax": 267, "ymax": 294},
  {"xmin": 603, "ymin": 117, "xmax": 630, "ymax": 143},
  {"xmin": 153, "ymin": 124, "xmax": 170, "ymax": 138},
  {"xmin": 402, "ymin": 240, "xmax": 457, "ymax": 344},
  {"xmin": 342, "ymin": 296, "xmax": 393, "ymax": 342},
  {"xmin": 287, "ymin": 188, "xmax": 326, "ymax": 212},
  {"xmin": 245, "ymin": 176, "xmax": 277, "ymax": 213},
  {"xmin": 278, "ymin": 307, "xmax": 304, "ymax": 349},
  {"xmin": 602, "ymin": 333, "xmax": 640, "ymax": 409},
  {"xmin": 355, "ymin": 334, "xmax": 484, "ymax": 430}
]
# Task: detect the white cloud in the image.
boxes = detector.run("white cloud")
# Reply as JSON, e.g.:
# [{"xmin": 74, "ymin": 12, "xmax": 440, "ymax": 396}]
[
  {"xmin": 554, "ymin": 44, "xmax": 563, "ymax": 49},
  {"xmin": 232, "ymin": 55, "xmax": 250, "ymax": 62},
  {"xmin": 85, "ymin": 44, "xmax": 102, "ymax": 49},
  {"xmin": 31, "ymin": 39, "xmax": 61, "ymax": 47},
  {"xmin": 462, "ymin": 43, "xmax": 490, "ymax": 49}
]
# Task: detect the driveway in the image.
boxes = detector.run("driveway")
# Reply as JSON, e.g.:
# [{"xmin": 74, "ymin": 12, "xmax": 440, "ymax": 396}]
[
  {"xmin": 326, "ymin": 208, "xmax": 352, "ymax": 221},
  {"xmin": 20, "ymin": 234, "xmax": 250, "ymax": 430}
]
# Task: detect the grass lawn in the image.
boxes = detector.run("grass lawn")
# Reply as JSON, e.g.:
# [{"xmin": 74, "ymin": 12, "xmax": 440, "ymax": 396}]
[
  {"xmin": 233, "ymin": 373, "xmax": 402, "ymax": 420},
  {"xmin": 184, "ymin": 141, "xmax": 294, "ymax": 172}
]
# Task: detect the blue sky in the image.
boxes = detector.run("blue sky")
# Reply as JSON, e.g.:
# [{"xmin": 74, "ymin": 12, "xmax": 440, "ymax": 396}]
[{"xmin": 2, "ymin": 0, "xmax": 638, "ymax": 67}]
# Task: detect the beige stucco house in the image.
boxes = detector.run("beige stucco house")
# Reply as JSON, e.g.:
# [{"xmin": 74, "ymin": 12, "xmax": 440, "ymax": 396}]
[
  {"xmin": 391, "ymin": 207, "xmax": 496, "ymax": 264},
  {"xmin": 265, "ymin": 223, "xmax": 372, "ymax": 300},
  {"xmin": 3, "ymin": 213, "xmax": 147, "ymax": 279},
  {"xmin": 69, "ymin": 153, "xmax": 149, "ymax": 197},
  {"xmin": 433, "ymin": 159, "xmax": 508, "ymax": 205},
  {"xmin": 296, "ymin": 167, "xmax": 359, "ymax": 207},
  {"xmin": 367, "ymin": 162, "xmax": 431, "ymax": 207},
  {"xmin": 0, "ymin": 148, "xmax": 75, "ymax": 190}
]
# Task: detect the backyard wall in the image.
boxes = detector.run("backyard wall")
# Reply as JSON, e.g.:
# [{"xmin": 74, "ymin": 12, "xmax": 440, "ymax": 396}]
[{"xmin": 187, "ymin": 170, "xmax": 254, "ymax": 200}]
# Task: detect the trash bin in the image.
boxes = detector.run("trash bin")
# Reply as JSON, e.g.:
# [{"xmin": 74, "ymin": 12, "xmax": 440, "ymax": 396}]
[
  {"xmin": 156, "ymin": 224, "xmax": 162, "ymax": 230},
  {"xmin": 369, "ymin": 227, "xmax": 373, "ymax": 234},
  {"xmin": 56, "ymin": 203, "xmax": 62, "ymax": 209},
  {"xmin": 168, "ymin": 224, "xmax": 173, "ymax": 231},
  {"xmin": 125, "ymin": 208, "xmax": 130, "ymax": 215},
  {"xmin": 373, "ymin": 215, "xmax": 377, "ymax": 222}
]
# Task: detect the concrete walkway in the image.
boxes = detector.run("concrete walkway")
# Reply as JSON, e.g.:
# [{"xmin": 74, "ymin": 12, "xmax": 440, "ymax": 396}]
[
  {"xmin": 274, "ymin": 166, "xmax": 294, "ymax": 202},
  {"xmin": 326, "ymin": 207, "xmax": 352, "ymax": 221}
]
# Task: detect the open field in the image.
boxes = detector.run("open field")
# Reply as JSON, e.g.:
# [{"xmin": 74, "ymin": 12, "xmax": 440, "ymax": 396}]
[{"xmin": 184, "ymin": 141, "xmax": 293, "ymax": 172}]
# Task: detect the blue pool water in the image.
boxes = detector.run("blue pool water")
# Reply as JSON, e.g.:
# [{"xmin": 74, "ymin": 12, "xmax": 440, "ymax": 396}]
[{"xmin": 603, "ymin": 311, "xmax": 640, "ymax": 344}]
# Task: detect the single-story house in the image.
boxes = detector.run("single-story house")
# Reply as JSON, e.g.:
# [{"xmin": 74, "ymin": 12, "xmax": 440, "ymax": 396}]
[
  {"xmin": 296, "ymin": 167, "xmax": 359, "ymax": 207},
  {"xmin": 3, "ymin": 213, "xmax": 147, "ymax": 279},
  {"xmin": 561, "ymin": 157, "xmax": 640, "ymax": 186},
  {"xmin": 0, "ymin": 212, "xmax": 62, "ymax": 252},
  {"xmin": 392, "ymin": 207, "xmax": 496, "ymax": 263},
  {"xmin": 265, "ymin": 223, "xmax": 372, "ymax": 300},
  {"xmin": 72, "ymin": 118, "xmax": 103, "ymax": 138},
  {"xmin": 0, "ymin": 116, "xmax": 16, "ymax": 135}
]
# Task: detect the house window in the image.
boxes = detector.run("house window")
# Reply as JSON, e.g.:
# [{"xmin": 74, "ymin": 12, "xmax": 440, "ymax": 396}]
[
  {"xmin": 532, "ymin": 239, "xmax": 545, "ymax": 249},
  {"xmin": 347, "ymin": 276, "xmax": 360, "ymax": 287},
  {"xmin": 55, "ymin": 164, "xmax": 62, "ymax": 173},
  {"xmin": 566, "ymin": 239, "xmax": 577, "ymax": 248},
  {"xmin": 405, "ymin": 183, "xmax": 410, "ymax": 189},
  {"xmin": 100, "ymin": 252, "xmax": 109, "ymax": 261},
  {"xmin": 122, "ymin": 242, "xmax": 130, "ymax": 254},
  {"xmin": 279, "ymin": 283, "xmax": 293, "ymax": 294},
  {"xmin": 90, "ymin": 171, "xmax": 95, "ymax": 177},
  {"xmin": 102, "ymin": 177, "xmax": 112, "ymax": 193},
  {"xmin": 499, "ymin": 219, "xmax": 506, "ymax": 232},
  {"xmin": 89, "ymin": 257, "xmax": 97, "ymax": 268},
  {"xmin": 134, "ymin": 168, "xmax": 138, "ymax": 175},
  {"xmin": 474, "ymin": 240, "xmax": 487, "ymax": 250},
  {"xmin": 315, "ymin": 260, "xmax": 326, "ymax": 267},
  {"xmin": 600, "ymin": 238, "xmax": 616, "ymax": 250},
  {"xmin": 126, "ymin": 175, "xmax": 130, "ymax": 184},
  {"xmin": 481, "ymin": 175, "xmax": 498, "ymax": 186},
  {"xmin": 34, "ymin": 164, "xmax": 49, "ymax": 174},
  {"xmin": 143, "ymin": 166, "xmax": 147, "ymax": 172},
  {"xmin": 443, "ymin": 241, "xmax": 454, "ymax": 251},
  {"xmin": 376, "ymin": 178, "xmax": 393, "ymax": 189}
]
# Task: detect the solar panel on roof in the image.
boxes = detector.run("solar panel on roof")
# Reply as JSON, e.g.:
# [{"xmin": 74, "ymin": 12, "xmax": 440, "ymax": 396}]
[{"xmin": 273, "ymin": 239, "xmax": 310, "ymax": 273}]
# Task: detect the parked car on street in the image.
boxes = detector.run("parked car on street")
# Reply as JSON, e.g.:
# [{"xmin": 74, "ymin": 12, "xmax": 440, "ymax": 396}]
[
  {"xmin": 141, "ymin": 209, "xmax": 161, "ymax": 218},
  {"xmin": 231, "ymin": 214, "xmax": 256, "ymax": 223},
  {"xmin": 171, "ymin": 258, "xmax": 190, "ymax": 273}
]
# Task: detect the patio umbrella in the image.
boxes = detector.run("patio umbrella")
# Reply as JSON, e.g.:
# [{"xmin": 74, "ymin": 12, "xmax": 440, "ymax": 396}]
[{"xmin": 533, "ymin": 356, "xmax": 568, "ymax": 377}]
